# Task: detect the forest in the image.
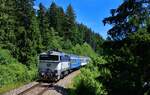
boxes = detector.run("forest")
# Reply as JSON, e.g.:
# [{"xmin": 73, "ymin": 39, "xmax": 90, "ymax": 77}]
[
  {"xmin": 0, "ymin": 0, "xmax": 103, "ymax": 93},
  {"xmin": 1, "ymin": 0, "xmax": 150, "ymax": 95},
  {"xmin": 72, "ymin": 0, "xmax": 150, "ymax": 95}
]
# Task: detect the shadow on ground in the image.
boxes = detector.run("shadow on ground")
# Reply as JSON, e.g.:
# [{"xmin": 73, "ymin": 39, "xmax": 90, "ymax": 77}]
[{"xmin": 48, "ymin": 84, "xmax": 76, "ymax": 95}]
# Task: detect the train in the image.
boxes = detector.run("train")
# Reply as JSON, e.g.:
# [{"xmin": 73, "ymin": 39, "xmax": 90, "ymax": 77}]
[{"xmin": 38, "ymin": 50, "xmax": 90, "ymax": 81}]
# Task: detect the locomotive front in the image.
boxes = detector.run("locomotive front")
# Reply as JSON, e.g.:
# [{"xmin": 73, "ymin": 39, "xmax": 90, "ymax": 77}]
[{"xmin": 38, "ymin": 51, "xmax": 61, "ymax": 81}]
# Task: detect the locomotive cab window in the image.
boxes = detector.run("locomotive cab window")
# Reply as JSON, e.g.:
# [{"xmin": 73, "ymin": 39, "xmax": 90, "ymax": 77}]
[{"xmin": 40, "ymin": 55, "xmax": 59, "ymax": 61}]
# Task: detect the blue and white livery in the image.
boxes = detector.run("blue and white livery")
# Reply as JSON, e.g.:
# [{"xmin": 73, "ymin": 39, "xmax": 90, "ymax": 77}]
[{"xmin": 38, "ymin": 50, "xmax": 90, "ymax": 81}]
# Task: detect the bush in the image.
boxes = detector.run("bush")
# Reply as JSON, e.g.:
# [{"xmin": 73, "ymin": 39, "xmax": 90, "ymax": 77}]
[
  {"xmin": 0, "ymin": 48, "xmax": 37, "ymax": 88},
  {"xmin": 0, "ymin": 48, "xmax": 17, "ymax": 64},
  {"xmin": 74, "ymin": 56, "xmax": 108, "ymax": 95},
  {"xmin": 0, "ymin": 64, "xmax": 28, "ymax": 87}
]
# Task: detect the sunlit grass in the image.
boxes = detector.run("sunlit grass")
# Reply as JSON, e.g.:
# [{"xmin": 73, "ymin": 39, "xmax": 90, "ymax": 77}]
[
  {"xmin": 67, "ymin": 74, "xmax": 81, "ymax": 95},
  {"xmin": 0, "ymin": 81, "xmax": 29, "ymax": 94}
]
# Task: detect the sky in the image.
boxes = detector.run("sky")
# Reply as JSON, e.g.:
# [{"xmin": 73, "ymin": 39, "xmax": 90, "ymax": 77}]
[{"xmin": 34, "ymin": 0, "xmax": 123, "ymax": 39}]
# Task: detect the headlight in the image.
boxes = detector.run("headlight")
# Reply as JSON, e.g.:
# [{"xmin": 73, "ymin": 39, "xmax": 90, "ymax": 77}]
[{"xmin": 41, "ymin": 72, "xmax": 45, "ymax": 76}]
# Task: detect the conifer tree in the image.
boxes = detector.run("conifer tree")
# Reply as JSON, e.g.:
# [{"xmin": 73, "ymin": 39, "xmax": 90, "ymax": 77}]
[
  {"xmin": 65, "ymin": 4, "xmax": 77, "ymax": 43},
  {"xmin": 103, "ymin": 0, "xmax": 149, "ymax": 40},
  {"xmin": 66, "ymin": 4, "xmax": 76, "ymax": 28},
  {"xmin": 0, "ymin": 0, "xmax": 16, "ymax": 42},
  {"xmin": 15, "ymin": 0, "xmax": 41, "ymax": 65},
  {"xmin": 48, "ymin": 2, "xmax": 58, "ymax": 30},
  {"xmin": 0, "ymin": 0, "xmax": 18, "ymax": 57},
  {"xmin": 56, "ymin": 7, "xmax": 66, "ymax": 37},
  {"xmin": 47, "ymin": 2, "xmax": 66, "ymax": 37},
  {"xmin": 0, "ymin": 0, "xmax": 104, "ymax": 65},
  {"xmin": 38, "ymin": 3, "xmax": 49, "ymax": 50}
]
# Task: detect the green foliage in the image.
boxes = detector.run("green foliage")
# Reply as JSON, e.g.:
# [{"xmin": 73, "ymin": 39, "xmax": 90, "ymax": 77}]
[
  {"xmin": 0, "ymin": 49, "xmax": 37, "ymax": 89},
  {"xmin": 0, "ymin": 48, "xmax": 22, "ymax": 70},
  {"xmin": 71, "ymin": 43, "xmax": 98, "ymax": 57},
  {"xmin": 103, "ymin": 0, "xmax": 149, "ymax": 40},
  {"xmin": 69, "ymin": 0, "xmax": 150, "ymax": 95},
  {"xmin": 61, "ymin": 39, "xmax": 73, "ymax": 51},
  {"xmin": 103, "ymin": 0, "xmax": 150, "ymax": 95},
  {"xmin": 47, "ymin": 28, "xmax": 63, "ymax": 50},
  {"xmin": 0, "ymin": 0, "xmax": 16, "ymax": 43},
  {"xmin": 48, "ymin": 2, "xmax": 59, "ymax": 30},
  {"xmin": 0, "ymin": 64, "xmax": 37, "ymax": 88},
  {"xmin": 102, "ymin": 38, "xmax": 150, "ymax": 94},
  {"xmin": 74, "ymin": 57, "xmax": 108, "ymax": 95},
  {"xmin": 77, "ymin": 24, "xmax": 104, "ymax": 54},
  {"xmin": 0, "ymin": 0, "xmax": 104, "ymax": 94},
  {"xmin": 64, "ymin": 4, "xmax": 76, "ymax": 42}
]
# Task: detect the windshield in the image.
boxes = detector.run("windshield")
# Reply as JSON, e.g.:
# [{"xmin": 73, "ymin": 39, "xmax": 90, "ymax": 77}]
[{"xmin": 39, "ymin": 55, "xmax": 59, "ymax": 61}]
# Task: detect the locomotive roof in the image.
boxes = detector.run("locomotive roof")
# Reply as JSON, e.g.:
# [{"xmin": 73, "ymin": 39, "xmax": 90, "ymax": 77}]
[
  {"xmin": 48, "ymin": 51, "xmax": 62, "ymax": 55},
  {"xmin": 40, "ymin": 51, "xmax": 89, "ymax": 58},
  {"xmin": 41, "ymin": 50, "xmax": 67, "ymax": 56}
]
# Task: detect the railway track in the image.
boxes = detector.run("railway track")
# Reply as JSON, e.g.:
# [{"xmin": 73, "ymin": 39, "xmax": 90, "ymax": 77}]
[
  {"xmin": 17, "ymin": 82, "xmax": 53, "ymax": 95},
  {"xmin": 2, "ymin": 70, "xmax": 80, "ymax": 95}
]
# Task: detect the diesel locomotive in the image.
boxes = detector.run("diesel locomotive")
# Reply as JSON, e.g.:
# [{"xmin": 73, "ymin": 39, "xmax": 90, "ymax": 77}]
[{"xmin": 38, "ymin": 50, "xmax": 90, "ymax": 81}]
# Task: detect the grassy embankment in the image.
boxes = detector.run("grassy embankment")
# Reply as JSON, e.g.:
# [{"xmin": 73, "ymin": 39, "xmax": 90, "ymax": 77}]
[{"xmin": 0, "ymin": 48, "xmax": 37, "ymax": 94}]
